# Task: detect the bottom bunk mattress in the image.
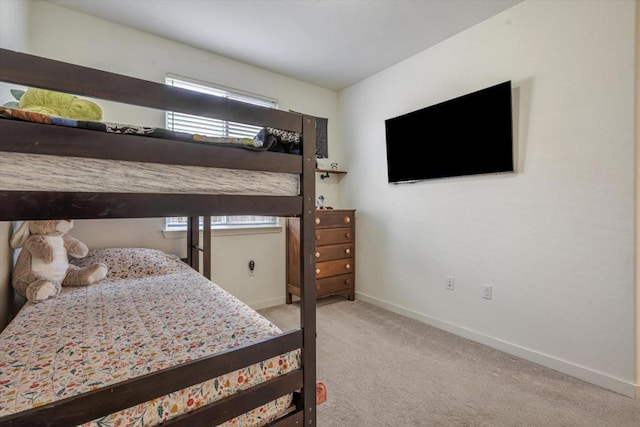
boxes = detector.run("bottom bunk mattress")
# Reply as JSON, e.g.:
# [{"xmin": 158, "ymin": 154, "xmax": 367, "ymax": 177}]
[{"xmin": 0, "ymin": 248, "xmax": 300, "ymax": 426}]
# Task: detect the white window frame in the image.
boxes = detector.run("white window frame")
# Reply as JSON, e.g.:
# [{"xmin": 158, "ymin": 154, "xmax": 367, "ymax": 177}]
[
  {"xmin": 165, "ymin": 216, "xmax": 279, "ymax": 230},
  {"xmin": 164, "ymin": 75, "xmax": 280, "ymax": 233}
]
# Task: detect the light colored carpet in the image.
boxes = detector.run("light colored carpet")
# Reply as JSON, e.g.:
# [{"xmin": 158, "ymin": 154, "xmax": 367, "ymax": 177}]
[{"xmin": 260, "ymin": 297, "xmax": 640, "ymax": 427}]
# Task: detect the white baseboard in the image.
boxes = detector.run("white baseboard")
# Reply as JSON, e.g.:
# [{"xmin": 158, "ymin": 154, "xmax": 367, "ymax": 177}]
[
  {"xmin": 356, "ymin": 291, "xmax": 638, "ymax": 398},
  {"xmin": 249, "ymin": 296, "xmax": 285, "ymax": 311}
]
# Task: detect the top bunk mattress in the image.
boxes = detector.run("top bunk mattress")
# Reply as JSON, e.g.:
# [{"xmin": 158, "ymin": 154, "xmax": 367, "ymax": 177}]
[
  {"xmin": 0, "ymin": 151, "xmax": 299, "ymax": 196},
  {"xmin": 0, "ymin": 248, "xmax": 300, "ymax": 426}
]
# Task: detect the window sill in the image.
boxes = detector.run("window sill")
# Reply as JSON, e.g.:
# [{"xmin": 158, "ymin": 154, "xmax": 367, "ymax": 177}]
[{"xmin": 162, "ymin": 223, "xmax": 283, "ymax": 239}]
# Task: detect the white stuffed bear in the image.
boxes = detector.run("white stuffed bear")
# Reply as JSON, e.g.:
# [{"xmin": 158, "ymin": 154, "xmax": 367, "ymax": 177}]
[{"xmin": 10, "ymin": 220, "xmax": 108, "ymax": 303}]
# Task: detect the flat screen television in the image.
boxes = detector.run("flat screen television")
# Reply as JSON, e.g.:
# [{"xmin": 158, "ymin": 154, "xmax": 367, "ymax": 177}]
[{"xmin": 385, "ymin": 81, "xmax": 514, "ymax": 183}]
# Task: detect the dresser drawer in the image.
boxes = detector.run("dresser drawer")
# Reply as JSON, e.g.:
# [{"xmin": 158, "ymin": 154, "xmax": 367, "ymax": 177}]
[
  {"xmin": 314, "ymin": 243, "xmax": 353, "ymax": 262},
  {"xmin": 316, "ymin": 227, "xmax": 353, "ymax": 245},
  {"xmin": 317, "ymin": 273, "xmax": 354, "ymax": 296},
  {"xmin": 315, "ymin": 211, "xmax": 354, "ymax": 229},
  {"xmin": 315, "ymin": 258, "xmax": 353, "ymax": 279}
]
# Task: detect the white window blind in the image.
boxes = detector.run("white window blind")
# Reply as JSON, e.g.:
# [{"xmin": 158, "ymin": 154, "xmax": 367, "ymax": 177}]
[
  {"xmin": 165, "ymin": 76, "xmax": 276, "ymax": 138},
  {"xmin": 165, "ymin": 76, "xmax": 278, "ymax": 229}
]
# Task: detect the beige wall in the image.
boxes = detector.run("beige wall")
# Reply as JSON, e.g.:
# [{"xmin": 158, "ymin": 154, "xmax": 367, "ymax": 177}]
[
  {"xmin": 0, "ymin": 0, "xmax": 28, "ymax": 52},
  {"xmin": 635, "ymin": 0, "xmax": 640, "ymax": 399},
  {"xmin": 340, "ymin": 0, "xmax": 636, "ymax": 396}
]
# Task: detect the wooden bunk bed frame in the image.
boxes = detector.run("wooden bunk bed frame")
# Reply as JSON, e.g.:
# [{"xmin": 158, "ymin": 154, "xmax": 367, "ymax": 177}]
[{"xmin": 0, "ymin": 49, "xmax": 317, "ymax": 426}]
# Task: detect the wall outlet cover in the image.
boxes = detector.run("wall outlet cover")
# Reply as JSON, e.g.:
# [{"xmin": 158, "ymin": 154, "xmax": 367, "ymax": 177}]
[
  {"xmin": 482, "ymin": 285, "xmax": 493, "ymax": 300},
  {"xmin": 446, "ymin": 276, "xmax": 455, "ymax": 290}
]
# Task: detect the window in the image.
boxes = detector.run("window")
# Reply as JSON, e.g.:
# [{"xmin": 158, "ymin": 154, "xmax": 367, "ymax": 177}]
[
  {"xmin": 165, "ymin": 75, "xmax": 277, "ymax": 138},
  {"xmin": 165, "ymin": 76, "xmax": 279, "ymax": 229}
]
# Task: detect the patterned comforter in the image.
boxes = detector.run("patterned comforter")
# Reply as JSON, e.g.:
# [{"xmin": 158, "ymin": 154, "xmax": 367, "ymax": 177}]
[
  {"xmin": 0, "ymin": 106, "xmax": 301, "ymax": 154},
  {"xmin": 0, "ymin": 248, "xmax": 299, "ymax": 426}
]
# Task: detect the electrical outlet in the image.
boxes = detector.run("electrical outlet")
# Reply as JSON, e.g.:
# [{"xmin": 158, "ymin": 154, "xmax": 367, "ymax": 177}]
[
  {"xmin": 446, "ymin": 276, "xmax": 455, "ymax": 290},
  {"xmin": 482, "ymin": 284, "xmax": 493, "ymax": 300},
  {"xmin": 248, "ymin": 260, "xmax": 255, "ymax": 277}
]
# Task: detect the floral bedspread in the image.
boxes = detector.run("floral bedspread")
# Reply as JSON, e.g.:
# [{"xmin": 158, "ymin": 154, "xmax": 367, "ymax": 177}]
[
  {"xmin": 0, "ymin": 106, "xmax": 302, "ymax": 153},
  {"xmin": 0, "ymin": 249, "xmax": 299, "ymax": 426}
]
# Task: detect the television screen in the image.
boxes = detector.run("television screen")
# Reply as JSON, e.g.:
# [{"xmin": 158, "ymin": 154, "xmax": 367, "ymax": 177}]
[{"xmin": 385, "ymin": 81, "xmax": 514, "ymax": 183}]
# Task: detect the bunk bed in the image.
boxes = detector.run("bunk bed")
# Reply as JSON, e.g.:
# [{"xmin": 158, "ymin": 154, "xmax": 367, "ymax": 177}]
[{"xmin": 0, "ymin": 48, "xmax": 317, "ymax": 426}]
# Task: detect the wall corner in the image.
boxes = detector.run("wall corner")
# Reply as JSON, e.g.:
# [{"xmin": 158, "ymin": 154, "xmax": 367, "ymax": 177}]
[{"xmin": 635, "ymin": 0, "xmax": 640, "ymax": 396}]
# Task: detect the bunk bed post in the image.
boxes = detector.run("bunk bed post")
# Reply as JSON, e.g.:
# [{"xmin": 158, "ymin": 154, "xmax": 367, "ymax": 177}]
[
  {"xmin": 203, "ymin": 215, "xmax": 212, "ymax": 279},
  {"xmin": 186, "ymin": 216, "xmax": 211, "ymax": 279},
  {"xmin": 187, "ymin": 216, "xmax": 200, "ymax": 272},
  {"xmin": 300, "ymin": 115, "xmax": 317, "ymax": 425}
]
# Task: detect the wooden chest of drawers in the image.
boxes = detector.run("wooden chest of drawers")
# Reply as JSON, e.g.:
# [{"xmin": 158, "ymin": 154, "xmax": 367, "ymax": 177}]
[{"xmin": 286, "ymin": 209, "xmax": 355, "ymax": 303}]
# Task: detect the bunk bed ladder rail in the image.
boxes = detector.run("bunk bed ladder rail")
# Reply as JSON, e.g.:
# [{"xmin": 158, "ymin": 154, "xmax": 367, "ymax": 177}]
[{"xmin": 299, "ymin": 115, "xmax": 317, "ymax": 426}]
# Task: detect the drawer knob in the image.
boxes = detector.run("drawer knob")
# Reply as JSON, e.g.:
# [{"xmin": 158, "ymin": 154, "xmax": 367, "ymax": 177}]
[
  {"xmin": 316, "ymin": 268, "xmax": 321, "ymax": 274},
  {"xmin": 345, "ymin": 232, "xmax": 351, "ymax": 239},
  {"xmin": 345, "ymin": 248, "xmax": 351, "ymax": 254},
  {"xmin": 315, "ymin": 252, "xmax": 320, "ymax": 258},
  {"xmin": 346, "ymin": 264, "xmax": 351, "ymax": 270},
  {"xmin": 345, "ymin": 278, "xmax": 351, "ymax": 285},
  {"xmin": 344, "ymin": 216, "xmax": 351, "ymax": 224},
  {"xmin": 316, "ymin": 235, "xmax": 320, "ymax": 241},
  {"xmin": 315, "ymin": 218, "xmax": 320, "ymax": 225}
]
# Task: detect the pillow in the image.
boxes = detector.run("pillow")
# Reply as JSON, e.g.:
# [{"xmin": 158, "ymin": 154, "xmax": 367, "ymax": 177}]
[{"xmin": 71, "ymin": 248, "xmax": 186, "ymax": 280}]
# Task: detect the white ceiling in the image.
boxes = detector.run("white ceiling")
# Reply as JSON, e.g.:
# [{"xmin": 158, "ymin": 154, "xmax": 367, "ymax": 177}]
[{"xmin": 49, "ymin": 0, "xmax": 522, "ymax": 91}]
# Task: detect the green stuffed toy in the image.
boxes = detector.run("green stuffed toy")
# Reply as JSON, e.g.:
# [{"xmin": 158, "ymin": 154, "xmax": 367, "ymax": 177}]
[{"xmin": 6, "ymin": 87, "xmax": 102, "ymax": 121}]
